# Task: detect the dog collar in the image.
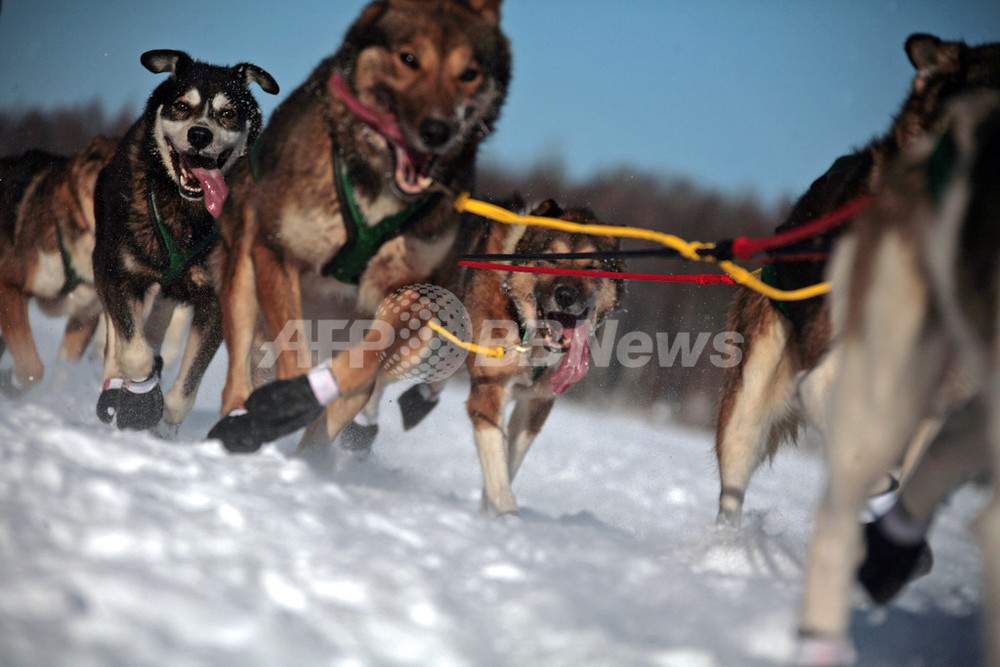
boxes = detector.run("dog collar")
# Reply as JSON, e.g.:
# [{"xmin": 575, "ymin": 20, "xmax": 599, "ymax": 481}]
[
  {"xmin": 53, "ymin": 220, "xmax": 83, "ymax": 296},
  {"xmin": 321, "ymin": 151, "xmax": 439, "ymax": 284},
  {"xmin": 148, "ymin": 188, "xmax": 219, "ymax": 287}
]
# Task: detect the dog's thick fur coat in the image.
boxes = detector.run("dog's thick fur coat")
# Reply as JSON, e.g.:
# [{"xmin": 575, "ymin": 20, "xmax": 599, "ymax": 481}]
[
  {"xmin": 714, "ymin": 34, "xmax": 1000, "ymax": 527},
  {"xmin": 93, "ymin": 49, "xmax": 277, "ymax": 430},
  {"xmin": 454, "ymin": 201, "xmax": 624, "ymax": 515},
  {"xmin": 795, "ymin": 91, "xmax": 1000, "ymax": 664},
  {"xmin": 212, "ymin": 0, "xmax": 510, "ymax": 449},
  {"xmin": 0, "ymin": 136, "xmax": 116, "ymax": 395}
]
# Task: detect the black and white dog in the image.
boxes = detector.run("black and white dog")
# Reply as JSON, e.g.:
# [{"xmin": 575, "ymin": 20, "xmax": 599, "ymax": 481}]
[{"xmin": 93, "ymin": 49, "xmax": 278, "ymax": 431}]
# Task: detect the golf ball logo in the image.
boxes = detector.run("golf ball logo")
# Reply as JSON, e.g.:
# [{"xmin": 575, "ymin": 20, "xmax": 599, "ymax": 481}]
[{"xmin": 377, "ymin": 284, "xmax": 471, "ymax": 382}]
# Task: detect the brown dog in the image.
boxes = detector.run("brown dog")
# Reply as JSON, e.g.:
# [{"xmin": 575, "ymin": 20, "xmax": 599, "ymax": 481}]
[
  {"xmin": 795, "ymin": 90, "xmax": 1000, "ymax": 664},
  {"xmin": 0, "ymin": 135, "xmax": 117, "ymax": 396},
  {"xmin": 714, "ymin": 34, "xmax": 1000, "ymax": 528},
  {"xmin": 211, "ymin": 0, "xmax": 511, "ymax": 449},
  {"xmin": 448, "ymin": 200, "xmax": 625, "ymax": 515}
]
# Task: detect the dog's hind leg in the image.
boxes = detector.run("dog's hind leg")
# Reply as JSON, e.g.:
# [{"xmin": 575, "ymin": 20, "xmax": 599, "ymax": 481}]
[
  {"xmin": 336, "ymin": 380, "xmax": 385, "ymax": 454},
  {"xmin": 715, "ymin": 289, "xmax": 800, "ymax": 528},
  {"xmin": 0, "ymin": 284, "xmax": 44, "ymax": 393},
  {"xmin": 506, "ymin": 396, "xmax": 554, "ymax": 484},
  {"xmin": 798, "ymin": 231, "xmax": 949, "ymax": 655},
  {"xmin": 857, "ymin": 397, "xmax": 986, "ymax": 605},
  {"xmin": 296, "ymin": 389, "xmax": 374, "ymax": 457},
  {"xmin": 57, "ymin": 294, "xmax": 103, "ymax": 363}
]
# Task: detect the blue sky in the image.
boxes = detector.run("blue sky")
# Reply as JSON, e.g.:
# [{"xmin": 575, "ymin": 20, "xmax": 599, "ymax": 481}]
[{"xmin": 1, "ymin": 1, "xmax": 998, "ymax": 204}]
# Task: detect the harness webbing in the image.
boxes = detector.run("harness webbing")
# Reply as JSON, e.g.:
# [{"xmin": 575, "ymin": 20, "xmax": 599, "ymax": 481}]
[
  {"xmin": 321, "ymin": 152, "xmax": 439, "ymax": 284},
  {"xmin": 53, "ymin": 221, "xmax": 83, "ymax": 296},
  {"xmin": 148, "ymin": 189, "xmax": 219, "ymax": 287}
]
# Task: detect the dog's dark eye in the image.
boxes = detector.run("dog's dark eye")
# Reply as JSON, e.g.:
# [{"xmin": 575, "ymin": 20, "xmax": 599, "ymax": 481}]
[
  {"xmin": 219, "ymin": 107, "xmax": 236, "ymax": 120},
  {"xmin": 399, "ymin": 52, "xmax": 419, "ymax": 70},
  {"xmin": 458, "ymin": 67, "xmax": 481, "ymax": 83},
  {"xmin": 173, "ymin": 100, "xmax": 190, "ymax": 113}
]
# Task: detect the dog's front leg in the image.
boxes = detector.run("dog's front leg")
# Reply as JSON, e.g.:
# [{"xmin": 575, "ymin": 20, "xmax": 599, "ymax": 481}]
[
  {"xmin": 506, "ymin": 396, "xmax": 554, "ymax": 484},
  {"xmin": 0, "ymin": 283, "xmax": 44, "ymax": 394},
  {"xmin": 161, "ymin": 294, "xmax": 223, "ymax": 430},
  {"xmin": 219, "ymin": 228, "xmax": 262, "ymax": 415},
  {"xmin": 468, "ymin": 378, "xmax": 517, "ymax": 517},
  {"xmin": 98, "ymin": 291, "xmax": 164, "ymax": 429},
  {"xmin": 252, "ymin": 242, "xmax": 308, "ymax": 381}
]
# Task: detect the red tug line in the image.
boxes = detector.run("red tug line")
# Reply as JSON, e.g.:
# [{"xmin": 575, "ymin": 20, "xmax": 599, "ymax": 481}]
[{"xmin": 457, "ymin": 194, "xmax": 871, "ymax": 284}]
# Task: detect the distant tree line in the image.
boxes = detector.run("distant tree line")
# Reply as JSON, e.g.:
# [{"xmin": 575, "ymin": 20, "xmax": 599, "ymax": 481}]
[
  {"xmin": 0, "ymin": 103, "xmax": 790, "ymax": 427},
  {"xmin": 0, "ymin": 101, "xmax": 134, "ymax": 156}
]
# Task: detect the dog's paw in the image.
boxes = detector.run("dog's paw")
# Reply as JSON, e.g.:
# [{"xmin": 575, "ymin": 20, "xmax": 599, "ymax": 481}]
[
  {"xmin": 793, "ymin": 632, "xmax": 856, "ymax": 666},
  {"xmin": 857, "ymin": 517, "xmax": 933, "ymax": 605},
  {"xmin": 96, "ymin": 384, "xmax": 123, "ymax": 423},
  {"xmin": 210, "ymin": 371, "xmax": 332, "ymax": 454},
  {"xmin": 398, "ymin": 383, "xmax": 440, "ymax": 430},
  {"xmin": 0, "ymin": 369, "xmax": 30, "ymax": 399},
  {"xmin": 208, "ymin": 412, "xmax": 267, "ymax": 453},
  {"xmin": 115, "ymin": 382, "xmax": 164, "ymax": 431},
  {"xmin": 99, "ymin": 357, "xmax": 165, "ymax": 430},
  {"xmin": 339, "ymin": 421, "xmax": 378, "ymax": 453}
]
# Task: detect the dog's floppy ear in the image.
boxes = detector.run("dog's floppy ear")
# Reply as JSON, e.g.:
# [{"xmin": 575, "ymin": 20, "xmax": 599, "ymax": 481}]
[
  {"xmin": 532, "ymin": 199, "xmax": 564, "ymax": 219},
  {"xmin": 905, "ymin": 34, "xmax": 965, "ymax": 93},
  {"xmin": 234, "ymin": 63, "xmax": 280, "ymax": 95},
  {"xmin": 140, "ymin": 49, "xmax": 194, "ymax": 76}
]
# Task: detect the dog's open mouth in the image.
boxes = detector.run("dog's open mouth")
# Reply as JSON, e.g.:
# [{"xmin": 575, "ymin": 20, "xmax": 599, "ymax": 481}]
[
  {"xmin": 537, "ymin": 309, "xmax": 591, "ymax": 395},
  {"xmin": 168, "ymin": 143, "xmax": 232, "ymax": 218},
  {"xmin": 392, "ymin": 144, "xmax": 435, "ymax": 197},
  {"xmin": 328, "ymin": 73, "xmax": 436, "ymax": 197}
]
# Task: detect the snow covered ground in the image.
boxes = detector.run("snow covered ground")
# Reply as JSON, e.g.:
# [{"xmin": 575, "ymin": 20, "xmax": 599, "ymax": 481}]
[{"xmin": 0, "ymin": 311, "xmax": 989, "ymax": 666}]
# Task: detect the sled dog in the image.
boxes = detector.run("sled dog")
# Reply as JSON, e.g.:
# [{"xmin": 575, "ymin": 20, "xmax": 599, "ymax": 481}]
[
  {"xmin": 795, "ymin": 91, "xmax": 1000, "ymax": 664},
  {"xmin": 453, "ymin": 201, "xmax": 624, "ymax": 516},
  {"xmin": 715, "ymin": 34, "xmax": 1000, "ymax": 527},
  {"xmin": 400, "ymin": 200, "xmax": 624, "ymax": 515},
  {"xmin": 210, "ymin": 0, "xmax": 510, "ymax": 448},
  {"xmin": 93, "ymin": 49, "xmax": 278, "ymax": 431},
  {"xmin": 0, "ymin": 136, "xmax": 117, "ymax": 396},
  {"xmin": 209, "ymin": 199, "xmax": 624, "ymax": 517}
]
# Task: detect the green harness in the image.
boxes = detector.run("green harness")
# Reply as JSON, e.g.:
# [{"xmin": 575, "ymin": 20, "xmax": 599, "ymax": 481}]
[
  {"xmin": 148, "ymin": 189, "xmax": 219, "ymax": 287},
  {"xmin": 247, "ymin": 136, "xmax": 439, "ymax": 285},
  {"xmin": 53, "ymin": 221, "xmax": 83, "ymax": 296},
  {"xmin": 322, "ymin": 152, "xmax": 439, "ymax": 284}
]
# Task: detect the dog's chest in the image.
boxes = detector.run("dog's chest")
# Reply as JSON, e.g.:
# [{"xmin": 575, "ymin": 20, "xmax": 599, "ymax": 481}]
[
  {"xmin": 278, "ymin": 192, "xmax": 416, "ymax": 269},
  {"xmin": 26, "ymin": 250, "xmax": 67, "ymax": 297},
  {"xmin": 27, "ymin": 230, "xmax": 94, "ymax": 298}
]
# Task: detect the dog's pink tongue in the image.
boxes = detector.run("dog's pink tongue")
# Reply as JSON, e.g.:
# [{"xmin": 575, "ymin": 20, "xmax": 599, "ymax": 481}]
[
  {"xmin": 190, "ymin": 167, "xmax": 228, "ymax": 218},
  {"xmin": 550, "ymin": 321, "xmax": 590, "ymax": 395}
]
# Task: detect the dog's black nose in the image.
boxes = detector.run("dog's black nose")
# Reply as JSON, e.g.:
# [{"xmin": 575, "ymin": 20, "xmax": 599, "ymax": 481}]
[
  {"xmin": 554, "ymin": 284, "xmax": 579, "ymax": 310},
  {"xmin": 188, "ymin": 126, "xmax": 213, "ymax": 150},
  {"xmin": 418, "ymin": 118, "xmax": 452, "ymax": 149}
]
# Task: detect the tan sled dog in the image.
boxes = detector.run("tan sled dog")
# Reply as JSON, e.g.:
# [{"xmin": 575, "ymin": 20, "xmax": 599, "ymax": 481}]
[
  {"xmin": 212, "ymin": 0, "xmax": 510, "ymax": 447},
  {"xmin": 715, "ymin": 34, "xmax": 1000, "ymax": 527},
  {"xmin": 794, "ymin": 91, "xmax": 1000, "ymax": 664},
  {"xmin": 0, "ymin": 136, "xmax": 116, "ymax": 395}
]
